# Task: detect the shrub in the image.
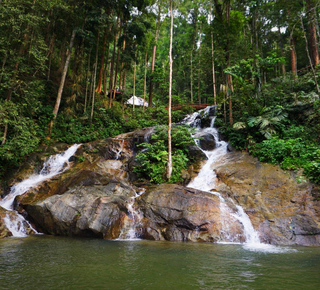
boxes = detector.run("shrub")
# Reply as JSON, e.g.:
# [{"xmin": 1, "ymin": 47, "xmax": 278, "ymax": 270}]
[{"xmin": 133, "ymin": 125, "xmax": 194, "ymax": 183}]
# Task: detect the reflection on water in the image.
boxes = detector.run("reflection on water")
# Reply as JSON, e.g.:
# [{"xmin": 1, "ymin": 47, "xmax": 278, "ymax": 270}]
[{"xmin": 1, "ymin": 236, "xmax": 320, "ymax": 289}]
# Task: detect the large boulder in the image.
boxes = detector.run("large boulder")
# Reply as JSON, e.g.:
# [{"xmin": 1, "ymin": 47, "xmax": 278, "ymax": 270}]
[
  {"xmin": 193, "ymin": 132, "xmax": 217, "ymax": 151},
  {"xmin": 136, "ymin": 184, "xmax": 243, "ymax": 242},
  {"xmin": 25, "ymin": 181, "xmax": 135, "ymax": 239}
]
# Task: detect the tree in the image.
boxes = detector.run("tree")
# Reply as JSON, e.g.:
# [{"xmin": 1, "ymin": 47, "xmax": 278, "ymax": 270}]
[
  {"xmin": 49, "ymin": 29, "xmax": 76, "ymax": 133},
  {"xmin": 149, "ymin": 0, "xmax": 163, "ymax": 107},
  {"xmin": 167, "ymin": 0, "xmax": 173, "ymax": 180},
  {"xmin": 306, "ymin": 0, "xmax": 319, "ymax": 67}
]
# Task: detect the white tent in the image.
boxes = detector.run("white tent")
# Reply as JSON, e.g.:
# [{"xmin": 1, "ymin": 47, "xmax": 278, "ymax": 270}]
[{"xmin": 125, "ymin": 96, "xmax": 148, "ymax": 107}]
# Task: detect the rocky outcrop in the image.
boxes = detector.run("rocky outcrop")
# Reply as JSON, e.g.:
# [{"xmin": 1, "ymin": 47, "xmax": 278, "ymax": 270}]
[
  {"xmin": 0, "ymin": 207, "xmax": 35, "ymax": 238},
  {"xmin": 25, "ymin": 181, "xmax": 135, "ymax": 239},
  {"xmin": 214, "ymin": 151, "xmax": 320, "ymax": 246},
  {"xmin": 137, "ymin": 184, "xmax": 243, "ymax": 242},
  {"xmin": 0, "ymin": 207, "xmax": 12, "ymax": 238},
  {"xmin": 194, "ymin": 132, "xmax": 217, "ymax": 151}
]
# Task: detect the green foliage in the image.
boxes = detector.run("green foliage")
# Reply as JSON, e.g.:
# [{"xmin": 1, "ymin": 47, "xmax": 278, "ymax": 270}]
[
  {"xmin": 52, "ymin": 103, "xmax": 125, "ymax": 143},
  {"xmin": 246, "ymin": 105, "xmax": 288, "ymax": 139},
  {"xmin": 134, "ymin": 139, "xmax": 168, "ymax": 184},
  {"xmin": 0, "ymin": 100, "xmax": 40, "ymax": 176},
  {"xmin": 133, "ymin": 125, "xmax": 194, "ymax": 184},
  {"xmin": 251, "ymin": 135, "xmax": 320, "ymax": 183}
]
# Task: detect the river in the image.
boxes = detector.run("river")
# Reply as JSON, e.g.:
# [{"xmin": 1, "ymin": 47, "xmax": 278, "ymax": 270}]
[{"xmin": 1, "ymin": 235, "xmax": 319, "ymax": 289}]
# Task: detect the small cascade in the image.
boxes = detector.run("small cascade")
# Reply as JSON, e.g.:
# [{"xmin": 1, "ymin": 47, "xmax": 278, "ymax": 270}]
[
  {"xmin": 3, "ymin": 212, "xmax": 34, "ymax": 237},
  {"xmin": 185, "ymin": 107, "xmax": 262, "ymax": 245},
  {"xmin": 181, "ymin": 105, "xmax": 216, "ymax": 127},
  {"xmin": 112, "ymin": 138, "xmax": 125, "ymax": 160},
  {"xmin": 231, "ymin": 203, "xmax": 260, "ymax": 244},
  {"xmin": 0, "ymin": 144, "xmax": 81, "ymax": 237},
  {"xmin": 117, "ymin": 189, "xmax": 145, "ymax": 240},
  {"xmin": 143, "ymin": 127, "xmax": 154, "ymax": 143}
]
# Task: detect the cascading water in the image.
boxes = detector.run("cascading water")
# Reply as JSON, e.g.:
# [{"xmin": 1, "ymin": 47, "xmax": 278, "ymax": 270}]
[
  {"xmin": 112, "ymin": 138, "xmax": 125, "ymax": 160},
  {"xmin": 184, "ymin": 107, "xmax": 295, "ymax": 252},
  {"xmin": 0, "ymin": 144, "xmax": 81, "ymax": 237},
  {"xmin": 184, "ymin": 107, "xmax": 262, "ymax": 244},
  {"xmin": 117, "ymin": 189, "xmax": 145, "ymax": 240}
]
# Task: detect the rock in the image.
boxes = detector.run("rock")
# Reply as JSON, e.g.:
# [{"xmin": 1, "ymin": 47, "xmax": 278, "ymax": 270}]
[
  {"xmin": 137, "ymin": 184, "xmax": 243, "ymax": 242},
  {"xmin": 214, "ymin": 151, "xmax": 320, "ymax": 246},
  {"xmin": 0, "ymin": 207, "xmax": 12, "ymax": 238},
  {"xmin": 25, "ymin": 181, "xmax": 136, "ymax": 238},
  {"xmin": 0, "ymin": 207, "xmax": 35, "ymax": 237},
  {"xmin": 193, "ymin": 132, "xmax": 217, "ymax": 151}
]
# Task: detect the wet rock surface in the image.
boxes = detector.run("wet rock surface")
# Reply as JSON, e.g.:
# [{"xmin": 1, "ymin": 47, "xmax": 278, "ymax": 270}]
[
  {"xmin": 136, "ymin": 184, "xmax": 239, "ymax": 242},
  {"xmin": 214, "ymin": 151, "xmax": 320, "ymax": 246},
  {"xmin": 25, "ymin": 182, "xmax": 134, "ymax": 239}
]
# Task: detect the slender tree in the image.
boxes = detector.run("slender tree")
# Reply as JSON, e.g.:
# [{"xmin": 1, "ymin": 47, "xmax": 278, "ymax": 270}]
[
  {"xmin": 306, "ymin": 0, "xmax": 319, "ymax": 67},
  {"xmin": 149, "ymin": 0, "xmax": 162, "ymax": 107},
  {"xmin": 167, "ymin": 0, "xmax": 173, "ymax": 180},
  {"xmin": 96, "ymin": 27, "xmax": 109, "ymax": 93},
  {"xmin": 49, "ymin": 29, "xmax": 76, "ymax": 134}
]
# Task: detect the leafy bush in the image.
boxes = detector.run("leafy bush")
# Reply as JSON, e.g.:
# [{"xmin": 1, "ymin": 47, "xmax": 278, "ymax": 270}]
[
  {"xmin": 133, "ymin": 125, "xmax": 194, "ymax": 183},
  {"xmin": 251, "ymin": 136, "xmax": 320, "ymax": 182},
  {"xmin": 0, "ymin": 100, "xmax": 40, "ymax": 177}
]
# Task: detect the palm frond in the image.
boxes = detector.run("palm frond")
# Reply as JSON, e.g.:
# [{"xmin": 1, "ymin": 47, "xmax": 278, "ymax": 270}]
[{"xmin": 233, "ymin": 122, "xmax": 247, "ymax": 129}]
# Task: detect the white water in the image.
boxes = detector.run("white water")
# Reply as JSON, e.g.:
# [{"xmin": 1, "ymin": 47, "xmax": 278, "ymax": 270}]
[
  {"xmin": 117, "ymin": 189, "xmax": 145, "ymax": 240},
  {"xmin": 2, "ymin": 212, "xmax": 37, "ymax": 237},
  {"xmin": 112, "ymin": 138, "xmax": 125, "ymax": 160},
  {"xmin": 0, "ymin": 144, "xmax": 81, "ymax": 236},
  {"xmin": 185, "ymin": 107, "xmax": 293, "ymax": 253}
]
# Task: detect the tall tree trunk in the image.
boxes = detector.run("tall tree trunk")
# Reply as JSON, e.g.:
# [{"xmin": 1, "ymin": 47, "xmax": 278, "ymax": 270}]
[
  {"xmin": 225, "ymin": 0, "xmax": 233, "ymax": 125},
  {"xmin": 307, "ymin": 0, "xmax": 320, "ymax": 67},
  {"xmin": 167, "ymin": 0, "xmax": 173, "ymax": 180},
  {"xmin": 190, "ymin": 52, "xmax": 194, "ymax": 103},
  {"xmin": 1, "ymin": 122, "xmax": 8, "ymax": 145},
  {"xmin": 278, "ymin": 27, "xmax": 286, "ymax": 76},
  {"xmin": 49, "ymin": 29, "xmax": 76, "ymax": 134},
  {"xmin": 211, "ymin": 31, "xmax": 217, "ymax": 105},
  {"xmin": 133, "ymin": 53, "xmax": 136, "ymax": 111},
  {"xmin": 143, "ymin": 50, "xmax": 148, "ymax": 111},
  {"xmin": 96, "ymin": 28, "xmax": 109, "ymax": 93},
  {"xmin": 197, "ymin": 25, "xmax": 202, "ymax": 105},
  {"xmin": 112, "ymin": 20, "xmax": 122, "ymax": 101},
  {"xmin": 190, "ymin": 13, "xmax": 199, "ymax": 104},
  {"xmin": 300, "ymin": 15, "xmax": 320, "ymax": 94},
  {"xmin": 91, "ymin": 31, "xmax": 100, "ymax": 122},
  {"xmin": 103, "ymin": 43, "xmax": 110, "ymax": 99},
  {"xmin": 149, "ymin": 2, "xmax": 161, "ymax": 107},
  {"xmin": 109, "ymin": 17, "xmax": 119, "ymax": 108},
  {"xmin": 119, "ymin": 25, "xmax": 126, "ymax": 91},
  {"xmin": 290, "ymin": 35, "xmax": 297, "ymax": 79},
  {"xmin": 84, "ymin": 48, "xmax": 92, "ymax": 113},
  {"xmin": 123, "ymin": 70, "xmax": 126, "ymax": 92}
]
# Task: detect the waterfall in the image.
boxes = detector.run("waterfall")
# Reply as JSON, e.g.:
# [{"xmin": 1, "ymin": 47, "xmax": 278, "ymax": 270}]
[
  {"xmin": 117, "ymin": 189, "xmax": 145, "ymax": 240},
  {"xmin": 0, "ymin": 144, "xmax": 81, "ymax": 237},
  {"xmin": 185, "ymin": 107, "xmax": 262, "ymax": 245}
]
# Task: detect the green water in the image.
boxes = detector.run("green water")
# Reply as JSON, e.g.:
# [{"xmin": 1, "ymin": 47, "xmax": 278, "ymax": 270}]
[{"xmin": 0, "ymin": 236, "xmax": 319, "ymax": 289}]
